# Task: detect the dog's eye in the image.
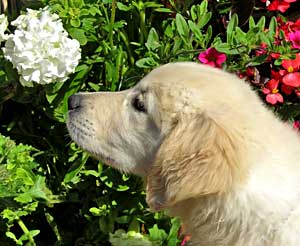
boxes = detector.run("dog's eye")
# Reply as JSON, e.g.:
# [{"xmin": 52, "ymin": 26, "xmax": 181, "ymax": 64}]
[{"xmin": 132, "ymin": 95, "xmax": 147, "ymax": 113}]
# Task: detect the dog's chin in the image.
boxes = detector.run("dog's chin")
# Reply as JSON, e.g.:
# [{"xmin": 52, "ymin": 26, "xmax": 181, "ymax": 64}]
[
  {"xmin": 93, "ymin": 150, "xmax": 149, "ymax": 177},
  {"xmin": 67, "ymin": 116, "xmax": 150, "ymax": 177}
]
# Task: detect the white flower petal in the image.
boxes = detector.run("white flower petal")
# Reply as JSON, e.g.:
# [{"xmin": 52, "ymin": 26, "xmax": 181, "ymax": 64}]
[{"xmin": 3, "ymin": 8, "xmax": 81, "ymax": 86}]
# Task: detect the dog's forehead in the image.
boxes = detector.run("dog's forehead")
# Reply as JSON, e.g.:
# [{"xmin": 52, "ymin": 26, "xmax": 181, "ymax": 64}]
[{"xmin": 138, "ymin": 62, "xmax": 226, "ymax": 89}]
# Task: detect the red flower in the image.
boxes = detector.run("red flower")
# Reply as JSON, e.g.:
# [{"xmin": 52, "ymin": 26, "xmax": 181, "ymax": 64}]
[
  {"xmin": 198, "ymin": 47, "xmax": 226, "ymax": 68},
  {"xmin": 288, "ymin": 31, "xmax": 300, "ymax": 49},
  {"xmin": 281, "ymin": 54, "xmax": 300, "ymax": 87},
  {"xmin": 271, "ymin": 69, "xmax": 284, "ymax": 81},
  {"xmin": 293, "ymin": 121, "xmax": 300, "ymax": 130},
  {"xmin": 282, "ymin": 58, "xmax": 300, "ymax": 73},
  {"xmin": 262, "ymin": 79, "xmax": 284, "ymax": 104},
  {"xmin": 267, "ymin": 0, "xmax": 294, "ymax": 13},
  {"xmin": 276, "ymin": 17, "xmax": 300, "ymax": 39},
  {"xmin": 282, "ymin": 72, "xmax": 300, "ymax": 87},
  {"xmin": 246, "ymin": 67, "xmax": 255, "ymax": 77},
  {"xmin": 291, "ymin": 19, "xmax": 300, "ymax": 32},
  {"xmin": 181, "ymin": 235, "xmax": 191, "ymax": 246}
]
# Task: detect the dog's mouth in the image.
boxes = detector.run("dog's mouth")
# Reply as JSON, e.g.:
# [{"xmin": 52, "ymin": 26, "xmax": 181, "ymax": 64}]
[{"xmin": 67, "ymin": 116, "xmax": 121, "ymax": 170}]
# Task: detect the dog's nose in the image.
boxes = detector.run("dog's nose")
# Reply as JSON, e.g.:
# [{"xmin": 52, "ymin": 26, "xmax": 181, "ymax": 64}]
[{"xmin": 68, "ymin": 94, "xmax": 82, "ymax": 111}]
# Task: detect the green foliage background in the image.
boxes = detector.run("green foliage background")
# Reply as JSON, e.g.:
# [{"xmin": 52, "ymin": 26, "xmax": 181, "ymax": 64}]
[{"xmin": 0, "ymin": 0, "xmax": 300, "ymax": 245}]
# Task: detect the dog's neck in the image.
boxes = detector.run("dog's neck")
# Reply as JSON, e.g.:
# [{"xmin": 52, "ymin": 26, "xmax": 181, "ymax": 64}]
[{"xmin": 169, "ymin": 188, "xmax": 300, "ymax": 246}]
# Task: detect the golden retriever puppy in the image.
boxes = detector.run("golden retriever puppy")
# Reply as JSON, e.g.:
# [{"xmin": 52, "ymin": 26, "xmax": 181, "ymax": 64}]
[{"xmin": 67, "ymin": 62, "xmax": 300, "ymax": 246}]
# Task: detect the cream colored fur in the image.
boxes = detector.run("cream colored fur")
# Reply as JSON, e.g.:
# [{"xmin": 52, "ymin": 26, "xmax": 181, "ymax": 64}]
[{"xmin": 67, "ymin": 62, "xmax": 300, "ymax": 245}]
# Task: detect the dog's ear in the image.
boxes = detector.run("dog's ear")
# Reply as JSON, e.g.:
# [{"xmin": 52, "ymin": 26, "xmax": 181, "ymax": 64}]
[{"xmin": 146, "ymin": 114, "xmax": 244, "ymax": 211}]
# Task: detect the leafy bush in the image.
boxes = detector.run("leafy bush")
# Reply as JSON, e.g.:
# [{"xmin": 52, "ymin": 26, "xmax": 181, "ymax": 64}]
[{"xmin": 0, "ymin": 0, "xmax": 300, "ymax": 245}]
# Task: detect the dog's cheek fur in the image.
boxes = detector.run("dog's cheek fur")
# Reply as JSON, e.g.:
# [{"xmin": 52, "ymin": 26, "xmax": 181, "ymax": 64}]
[{"xmin": 146, "ymin": 113, "xmax": 245, "ymax": 210}]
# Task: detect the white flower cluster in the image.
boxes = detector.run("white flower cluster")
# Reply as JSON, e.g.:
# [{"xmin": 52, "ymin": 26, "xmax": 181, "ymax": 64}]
[
  {"xmin": 3, "ymin": 8, "xmax": 81, "ymax": 86},
  {"xmin": 0, "ymin": 14, "xmax": 8, "ymax": 42}
]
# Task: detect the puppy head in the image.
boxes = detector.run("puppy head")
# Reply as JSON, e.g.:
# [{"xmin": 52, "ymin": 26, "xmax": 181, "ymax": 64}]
[
  {"xmin": 67, "ymin": 88, "xmax": 162, "ymax": 176},
  {"xmin": 67, "ymin": 62, "xmax": 249, "ymax": 193}
]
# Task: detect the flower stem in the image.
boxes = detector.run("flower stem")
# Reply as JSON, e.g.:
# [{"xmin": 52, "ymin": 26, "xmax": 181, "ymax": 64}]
[
  {"xmin": 10, "ymin": 0, "xmax": 17, "ymax": 19},
  {"xmin": 138, "ymin": 1, "xmax": 147, "ymax": 44},
  {"xmin": 17, "ymin": 218, "xmax": 36, "ymax": 246},
  {"xmin": 109, "ymin": 0, "xmax": 117, "ymax": 47}
]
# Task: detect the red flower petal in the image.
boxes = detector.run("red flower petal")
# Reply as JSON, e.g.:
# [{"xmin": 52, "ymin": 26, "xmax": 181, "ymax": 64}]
[
  {"xmin": 291, "ymin": 19, "xmax": 300, "ymax": 31},
  {"xmin": 288, "ymin": 31, "xmax": 300, "ymax": 49},
  {"xmin": 262, "ymin": 88, "xmax": 271, "ymax": 94},
  {"xmin": 282, "ymin": 72, "xmax": 300, "ymax": 87},
  {"xmin": 246, "ymin": 67, "xmax": 255, "ymax": 77},
  {"xmin": 266, "ymin": 93, "xmax": 283, "ymax": 104},
  {"xmin": 271, "ymin": 70, "xmax": 283, "ymax": 81},
  {"xmin": 282, "ymin": 59, "xmax": 299, "ymax": 72},
  {"xmin": 271, "ymin": 53, "xmax": 281, "ymax": 59},
  {"xmin": 198, "ymin": 47, "xmax": 226, "ymax": 68},
  {"xmin": 281, "ymin": 84, "xmax": 293, "ymax": 95},
  {"xmin": 279, "ymin": 69, "xmax": 288, "ymax": 76},
  {"xmin": 268, "ymin": 0, "xmax": 291, "ymax": 12},
  {"xmin": 277, "ymin": 2, "xmax": 291, "ymax": 12},
  {"xmin": 266, "ymin": 79, "xmax": 279, "ymax": 90},
  {"xmin": 276, "ymin": 93, "xmax": 284, "ymax": 103},
  {"xmin": 293, "ymin": 121, "xmax": 300, "ymax": 130}
]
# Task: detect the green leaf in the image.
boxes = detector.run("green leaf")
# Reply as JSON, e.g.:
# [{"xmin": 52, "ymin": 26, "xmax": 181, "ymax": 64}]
[
  {"xmin": 154, "ymin": 8, "xmax": 173, "ymax": 13},
  {"xmin": 45, "ymin": 82, "xmax": 65, "ymax": 104},
  {"xmin": 249, "ymin": 16, "xmax": 255, "ymax": 29},
  {"xmin": 88, "ymin": 5, "xmax": 102, "ymax": 16},
  {"xmin": 188, "ymin": 20, "xmax": 203, "ymax": 42},
  {"xmin": 63, "ymin": 152, "xmax": 89, "ymax": 184},
  {"xmin": 175, "ymin": 13, "xmax": 189, "ymax": 43},
  {"xmin": 257, "ymin": 16, "xmax": 266, "ymax": 31},
  {"xmin": 268, "ymin": 16, "xmax": 277, "ymax": 35},
  {"xmin": 116, "ymin": 185, "xmax": 130, "ymax": 191},
  {"xmin": 227, "ymin": 14, "xmax": 238, "ymax": 43},
  {"xmin": 190, "ymin": 5, "xmax": 198, "ymax": 21},
  {"xmin": 199, "ymin": 0, "xmax": 208, "ymax": 16},
  {"xmin": 149, "ymin": 224, "xmax": 168, "ymax": 242},
  {"xmin": 70, "ymin": 0, "xmax": 84, "ymax": 8},
  {"xmin": 16, "ymin": 168, "xmax": 34, "ymax": 186},
  {"xmin": 19, "ymin": 230, "xmax": 40, "ymax": 241},
  {"xmin": 5, "ymin": 231, "xmax": 19, "ymax": 244},
  {"xmin": 204, "ymin": 25, "xmax": 212, "ymax": 47},
  {"xmin": 100, "ymin": 216, "xmax": 115, "ymax": 233},
  {"xmin": 15, "ymin": 193, "xmax": 33, "ymax": 203},
  {"xmin": 143, "ymin": 2, "xmax": 164, "ymax": 9},
  {"xmin": 128, "ymin": 218, "xmax": 140, "ymax": 232},
  {"xmin": 199, "ymin": 12, "xmax": 212, "ymax": 29},
  {"xmin": 89, "ymin": 205, "xmax": 109, "ymax": 216},
  {"xmin": 167, "ymin": 218, "xmax": 181, "ymax": 246},
  {"xmin": 278, "ymin": 104, "xmax": 300, "ymax": 120},
  {"xmin": 70, "ymin": 17, "xmax": 81, "ymax": 27},
  {"xmin": 247, "ymin": 54, "xmax": 268, "ymax": 66},
  {"xmin": 214, "ymin": 43, "xmax": 245, "ymax": 55},
  {"xmin": 235, "ymin": 27, "xmax": 247, "ymax": 44},
  {"xmin": 164, "ymin": 24, "xmax": 173, "ymax": 38},
  {"xmin": 146, "ymin": 28, "xmax": 161, "ymax": 51},
  {"xmin": 115, "ymin": 215, "xmax": 129, "ymax": 224},
  {"xmin": 68, "ymin": 28, "xmax": 87, "ymax": 45},
  {"xmin": 268, "ymin": 16, "xmax": 277, "ymax": 44},
  {"xmin": 136, "ymin": 57, "xmax": 159, "ymax": 68},
  {"xmin": 117, "ymin": 2, "xmax": 132, "ymax": 11}
]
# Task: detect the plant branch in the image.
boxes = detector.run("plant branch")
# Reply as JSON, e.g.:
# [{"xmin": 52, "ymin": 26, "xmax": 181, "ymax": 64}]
[
  {"xmin": 17, "ymin": 218, "xmax": 36, "ymax": 246},
  {"xmin": 109, "ymin": 0, "xmax": 117, "ymax": 47}
]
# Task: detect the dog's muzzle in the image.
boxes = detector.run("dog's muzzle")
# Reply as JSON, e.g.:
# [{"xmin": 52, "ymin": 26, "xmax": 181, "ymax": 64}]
[{"xmin": 68, "ymin": 94, "xmax": 82, "ymax": 111}]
